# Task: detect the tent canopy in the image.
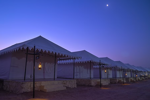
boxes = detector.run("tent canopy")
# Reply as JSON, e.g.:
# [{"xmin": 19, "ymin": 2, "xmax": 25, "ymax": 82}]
[
  {"xmin": 99, "ymin": 57, "xmax": 118, "ymax": 67},
  {"xmin": 58, "ymin": 50, "xmax": 102, "ymax": 64},
  {"xmin": 0, "ymin": 36, "xmax": 78, "ymax": 58},
  {"xmin": 144, "ymin": 67, "xmax": 150, "ymax": 72},
  {"xmin": 114, "ymin": 61, "xmax": 129, "ymax": 69},
  {"xmin": 137, "ymin": 66, "xmax": 149, "ymax": 72},
  {"xmin": 125, "ymin": 64, "xmax": 139, "ymax": 71}
]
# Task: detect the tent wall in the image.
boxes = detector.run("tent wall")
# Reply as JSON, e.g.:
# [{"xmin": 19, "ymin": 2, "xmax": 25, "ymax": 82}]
[
  {"xmin": 9, "ymin": 50, "xmax": 57, "ymax": 80},
  {"xmin": 112, "ymin": 68, "xmax": 116, "ymax": 78},
  {"xmin": 101, "ymin": 68, "xmax": 112, "ymax": 78},
  {"xmin": 117, "ymin": 70, "xmax": 123, "ymax": 78},
  {"xmin": 126, "ymin": 71, "xmax": 131, "ymax": 77},
  {"xmin": 93, "ymin": 68, "xmax": 112, "ymax": 79},
  {"xmin": 93, "ymin": 68, "xmax": 99, "ymax": 78},
  {"xmin": 0, "ymin": 53, "xmax": 12, "ymax": 79},
  {"xmin": 57, "ymin": 62, "xmax": 93, "ymax": 79},
  {"xmin": 112, "ymin": 68, "xmax": 123, "ymax": 78},
  {"xmin": 130, "ymin": 71, "xmax": 134, "ymax": 77},
  {"xmin": 75, "ymin": 63, "xmax": 92, "ymax": 78},
  {"xmin": 131, "ymin": 71, "xmax": 136, "ymax": 77},
  {"xmin": 122, "ymin": 70, "xmax": 131, "ymax": 78},
  {"xmin": 57, "ymin": 63, "xmax": 73, "ymax": 78}
]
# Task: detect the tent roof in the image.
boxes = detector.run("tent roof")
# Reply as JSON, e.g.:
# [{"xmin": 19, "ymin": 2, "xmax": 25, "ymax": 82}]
[
  {"xmin": 114, "ymin": 61, "xmax": 129, "ymax": 69},
  {"xmin": 125, "ymin": 64, "xmax": 139, "ymax": 71},
  {"xmin": 137, "ymin": 66, "xmax": 149, "ymax": 72},
  {"xmin": 144, "ymin": 67, "xmax": 150, "ymax": 71},
  {"xmin": 58, "ymin": 50, "xmax": 101, "ymax": 64},
  {"xmin": 99, "ymin": 57, "xmax": 118, "ymax": 67},
  {"xmin": 0, "ymin": 36, "xmax": 78, "ymax": 58}
]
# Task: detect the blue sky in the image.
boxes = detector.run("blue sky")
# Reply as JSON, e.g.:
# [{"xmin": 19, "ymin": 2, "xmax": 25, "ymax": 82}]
[{"xmin": 0, "ymin": 0, "xmax": 150, "ymax": 68}]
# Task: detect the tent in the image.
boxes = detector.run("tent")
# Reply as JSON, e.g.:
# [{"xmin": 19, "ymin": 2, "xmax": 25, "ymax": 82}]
[
  {"xmin": 0, "ymin": 36, "xmax": 78, "ymax": 80},
  {"xmin": 114, "ymin": 61, "xmax": 131, "ymax": 78},
  {"xmin": 137, "ymin": 66, "xmax": 149, "ymax": 76},
  {"xmin": 58, "ymin": 50, "xmax": 102, "ymax": 79},
  {"xmin": 94, "ymin": 57, "xmax": 117, "ymax": 79},
  {"xmin": 58, "ymin": 50, "xmax": 112, "ymax": 86},
  {"xmin": 125, "ymin": 64, "xmax": 138, "ymax": 77}
]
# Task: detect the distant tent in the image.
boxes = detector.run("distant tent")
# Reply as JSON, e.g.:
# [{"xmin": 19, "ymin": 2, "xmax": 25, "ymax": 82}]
[
  {"xmin": 115, "ymin": 61, "xmax": 131, "ymax": 78},
  {"xmin": 97, "ymin": 57, "xmax": 123, "ymax": 78},
  {"xmin": 58, "ymin": 50, "xmax": 102, "ymax": 79},
  {"xmin": 93, "ymin": 57, "xmax": 116, "ymax": 79}
]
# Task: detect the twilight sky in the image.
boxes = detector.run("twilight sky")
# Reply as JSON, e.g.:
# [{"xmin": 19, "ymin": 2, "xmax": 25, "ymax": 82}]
[{"xmin": 0, "ymin": 0, "xmax": 150, "ymax": 68}]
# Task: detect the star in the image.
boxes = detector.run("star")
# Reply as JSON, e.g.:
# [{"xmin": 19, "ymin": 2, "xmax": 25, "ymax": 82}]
[{"xmin": 106, "ymin": 4, "xmax": 108, "ymax": 7}]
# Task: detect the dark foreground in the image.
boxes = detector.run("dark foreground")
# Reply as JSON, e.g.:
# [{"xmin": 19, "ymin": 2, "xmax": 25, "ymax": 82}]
[{"xmin": 0, "ymin": 79, "xmax": 150, "ymax": 100}]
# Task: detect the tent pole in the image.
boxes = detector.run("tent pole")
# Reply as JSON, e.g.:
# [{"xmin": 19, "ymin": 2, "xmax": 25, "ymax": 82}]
[
  {"xmin": 119, "ymin": 68, "xmax": 120, "ymax": 79},
  {"xmin": 134, "ymin": 71, "xmax": 136, "ymax": 81},
  {"xmin": 115, "ymin": 67, "xmax": 117, "ymax": 83},
  {"xmin": 54, "ymin": 53, "xmax": 56, "ymax": 80},
  {"xmin": 120, "ymin": 67, "xmax": 122, "ymax": 83},
  {"xmin": 90, "ymin": 61, "xmax": 91, "ymax": 79},
  {"xmin": 115, "ymin": 67, "xmax": 116, "ymax": 79},
  {"xmin": 129, "ymin": 70, "xmax": 130, "ymax": 78},
  {"xmin": 33, "ymin": 46, "xmax": 35, "ymax": 98},
  {"xmin": 131, "ymin": 70, "xmax": 133, "ymax": 78},
  {"xmin": 136, "ymin": 71, "xmax": 137, "ymax": 81},
  {"xmin": 107, "ymin": 68, "xmax": 108, "ymax": 79},
  {"xmin": 123, "ymin": 69, "xmax": 124, "ymax": 84},
  {"xmin": 99, "ymin": 61, "xmax": 102, "ymax": 88},
  {"xmin": 73, "ymin": 58, "xmax": 75, "ymax": 79},
  {"xmin": 115, "ymin": 67, "xmax": 117, "ymax": 79},
  {"xmin": 133, "ymin": 70, "xmax": 134, "ymax": 79},
  {"xmin": 24, "ymin": 47, "xmax": 28, "ymax": 81}
]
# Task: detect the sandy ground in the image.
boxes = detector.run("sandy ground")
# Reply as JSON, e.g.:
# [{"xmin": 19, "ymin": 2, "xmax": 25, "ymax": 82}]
[{"xmin": 0, "ymin": 79, "xmax": 150, "ymax": 100}]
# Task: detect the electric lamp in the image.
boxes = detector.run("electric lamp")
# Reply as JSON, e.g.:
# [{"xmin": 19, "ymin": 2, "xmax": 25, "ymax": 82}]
[
  {"xmin": 105, "ymin": 69, "xmax": 107, "ymax": 73},
  {"xmin": 38, "ymin": 62, "xmax": 42, "ymax": 70}
]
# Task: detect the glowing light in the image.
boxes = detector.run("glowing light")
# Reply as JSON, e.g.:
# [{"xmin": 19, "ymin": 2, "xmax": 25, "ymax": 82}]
[
  {"xmin": 136, "ymin": 75, "xmax": 137, "ymax": 77},
  {"xmin": 106, "ymin": 4, "xmax": 108, "ymax": 7},
  {"xmin": 28, "ymin": 98, "xmax": 48, "ymax": 100},
  {"xmin": 125, "ymin": 73, "xmax": 127, "ymax": 76},
  {"xmin": 101, "ymin": 87, "xmax": 110, "ymax": 89},
  {"xmin": 105, "ymin": 69, "xmax": 107, "ymax": 73},
  {"xmin": 38, "ymin": 62, "xmax": 42, "ymax": 70},
  {"xmin": 122, "ymin": 84, "xmax": 130, "ymax": 85}
]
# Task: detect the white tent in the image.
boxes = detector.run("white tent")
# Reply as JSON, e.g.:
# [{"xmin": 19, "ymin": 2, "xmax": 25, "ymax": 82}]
[
  {"xmin": 58, "ymin": 50, "xmax": 102, "ymax": 79},
  {"xmin": 114, "ymin": 61, "xmax": 131, "ymax": 78},
  {"xmin": 137, "ymin": 66, "xmax": 148, "ymax": 76},
  {"xmin": 0, "ymin": 36, "xmax": 78, "ymax": 80},
  {"xmin": 125, "ymin": 64, "xmax": 138, "ymax": 77},
  {"xmin": 93, "ymin": 57, "xmax": 117, "ymax": 79}
]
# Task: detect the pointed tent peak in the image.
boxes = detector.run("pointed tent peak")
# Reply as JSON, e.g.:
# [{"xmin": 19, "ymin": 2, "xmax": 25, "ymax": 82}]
[
  {"xmin": 59, "ymin": 50, "xmax": 102, "ymax": 64},
  {"xmin": 125, "ymin": 64, "xmax": 137, "ymax": 70},
  {"xmin": 73, "ymin": 50, "xmax": 89, "ymax": 53},
  {"xmin": 99, "ymin": 57, "xmax": 109, "ymax": 59},
  {"xmin": 0, "ymin": 36, "xmax": 79, "ymax": 58},
  {"xmin": 114, "ymin": 61, "xmax": 129, "ymax": 69},
  {"xmin": 99, "ymin": 57, "xmax": 113, "ymax": 61},
  {"xmin": 99, "ymin": 57, "xmax": 117, "ymax": 62},
  {"xmin": 115, "ymin": 61, "xmax": 121, "ymax": 62},
  {"xmin": 73, "ymin": 50, "xmax": 98, "ymax": 57},
  {"xmin": 125, "ymin": 63, "xmax": 130, "ymax": 65},
  {"xmin": 35, "ymin": 35, "xmax": 47, "ymax": 39},
  {"xmin": 73, "ymin": 50, "xmax": 97, "ymax": 57},
  {"xmin": 72, "ymin": 50, "xmax": 100, "ymax": 63},
  {"xmin": 99, "ymin": 57, "xmax": 118, "ymax": 67},
  {"xmin": 137, "ymin": 66, "xmax": 148, "ymax": 71}
]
